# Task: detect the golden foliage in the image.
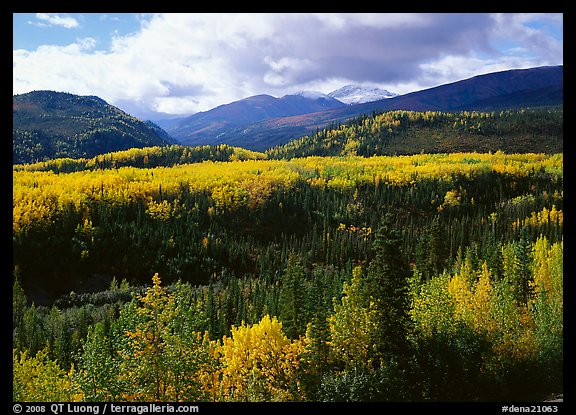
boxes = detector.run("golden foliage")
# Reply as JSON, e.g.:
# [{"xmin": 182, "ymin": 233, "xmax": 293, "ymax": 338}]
[
  {"xmin": 327, "ymin": 266, "xmax": 378, "ymax": 369},
  {"xmin": 13, "ymin": 348, "xmax": 83, "ymax": 402},
  {"xmin": 218, "ymin": 314, "xmax": 306, "ymax": 401},
  {"xmin": 412, "ymin": 236, "xmax": 563, "ymax": 363},
  {"xmin": 512, "ymin": 205, "xmax": 563, "ymax": 231},
  {"xmin": 14, "ymin": 152, "xmax": 562, "ymax": 234}
]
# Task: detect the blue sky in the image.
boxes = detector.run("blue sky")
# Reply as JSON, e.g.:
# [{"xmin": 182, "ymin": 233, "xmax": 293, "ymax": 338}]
[
  {"xmin": 13, "ymin": 14, "xmax": 142, "ymax": 50},
  {"xmin": 13, "ymin": 13, "xmax": 563, "ymax": 120}
]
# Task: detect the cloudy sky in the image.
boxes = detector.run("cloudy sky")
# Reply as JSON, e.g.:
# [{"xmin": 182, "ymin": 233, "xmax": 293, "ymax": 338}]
[{"xmin": 13, "ymin": 13, "xmax": 563, "ymax": 120}]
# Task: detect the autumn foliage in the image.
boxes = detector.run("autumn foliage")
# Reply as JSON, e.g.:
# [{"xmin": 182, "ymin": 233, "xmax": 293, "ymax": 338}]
[{"xmin": 13, "ymin": 149, "xmax": 562, "ymax": 402}]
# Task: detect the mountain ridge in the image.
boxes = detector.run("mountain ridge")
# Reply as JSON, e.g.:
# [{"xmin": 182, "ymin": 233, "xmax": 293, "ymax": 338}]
[
  {"xmin": 13, "ymin": 90, "xmax": 176, "ymax": 164},
  {"xmin": 13, "ymin": 65, "xmax": 563, "ymax": 162},
  {"xmin": 159, "ymin": 91, "xmax": 346, "ymax": 144},
  {"xmin": 164, "ymin": 65, "xmax": 563, "ymax": 151}
]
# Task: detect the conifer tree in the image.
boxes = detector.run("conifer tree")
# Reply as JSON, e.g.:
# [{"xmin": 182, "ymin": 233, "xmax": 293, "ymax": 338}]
[
  {"xmin": 365, "ymin": 214, "xmax": 412, "ymax": 365},
  {"xmin": 279, "ymin": 254, "xmax": 306, "ymax": 339},
  {"xmin": 427, "ymin": 216, "xmax": 448, "ymax": 277},
  {"xmin": 13, "ymin": 275, "xmax": 27, "ymax": 350}
]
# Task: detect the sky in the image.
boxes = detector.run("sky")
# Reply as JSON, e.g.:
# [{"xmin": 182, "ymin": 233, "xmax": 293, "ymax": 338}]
[{"xmin": 13, "ymin": 13, "xmax": 563, "ymax": 120}]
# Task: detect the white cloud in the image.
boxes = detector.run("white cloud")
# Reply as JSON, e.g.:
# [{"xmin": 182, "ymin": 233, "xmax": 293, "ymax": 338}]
[
  {"xmin": 489, "ymin": 13, "xmax": 562, "ymax": 62},
  {"xmin": 13, "ymin": 13, "xmax": 563, "ymax": 119},
  {"xmin": 34, "ymin": 13, "xmax": 80, "ymax": 29},
  {"xmin": 152, "ymin": 96, "xmax": 203, "ymax": 116},
  {"xmin": 417, "ymin": 54, "xmax": 545, "ymax": 90},
  {"xmin": 75, "ymin": 37, "xmax": 97, "ymax": 51}
]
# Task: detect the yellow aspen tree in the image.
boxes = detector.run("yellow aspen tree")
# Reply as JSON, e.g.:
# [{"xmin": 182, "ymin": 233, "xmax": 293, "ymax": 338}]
[
  {"xmin": 470, "ymin": 262, "xmax": 496, "ymax": 335},
  {"xmin": 530, "ymin": 236, "xmax": 563, "ymax": 300},
  {"xmin": 529, "ymin": 237, "xmax": 563, "ymax": 365},
  {"xmin": 218, "ymin": 314, "xmax": 305, "ymax": 401},
  {"xmin": 530, "ymin": 237, "xmax": 563, "ymax": 337},
  {"xmin": 410, "ymin": 270, "xmax": 458, "ymax": 337},
  {"xmin": 13, "ymin": 348, "xmax": 82, "ymax": 402}
]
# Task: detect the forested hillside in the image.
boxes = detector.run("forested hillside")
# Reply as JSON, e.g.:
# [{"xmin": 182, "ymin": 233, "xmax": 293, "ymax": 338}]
[
  {"xmin": 13, "ymin": 144, "xmax": 266, "ymax": 173},
  {"xmin": 13, "ymin": 150, "xmax": 563, "ymax": 402},
  {"xmin": 13, "ymin": 91, "xmax": 175, "ymax": 164},
  {"xmin": 267, "ymin": 107, "xmax": 563, "ymax": 159}
]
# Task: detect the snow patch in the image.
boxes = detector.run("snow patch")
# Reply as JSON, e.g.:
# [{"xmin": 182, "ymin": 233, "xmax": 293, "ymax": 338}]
[{"xmin": 328, "ymin": 84, "xmax": 398, "ymax": 104}]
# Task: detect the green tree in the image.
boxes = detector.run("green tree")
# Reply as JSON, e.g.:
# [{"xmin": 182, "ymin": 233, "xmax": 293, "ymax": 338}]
[
  {"xmin": 514, "ymin": 228, "xmax": 533, "ymax": 304},
  {"xmin": 365, "ymin": 214, "xmax": 412, "ymax": 364},
  {"xmin": 278, "ymin": 254, "xmax": 307, "ymax": 339},
  {"xmin": 76, "ymin": 322, "xmax": 123, "ymax": 401},
  {"xmin": 415, "ymin": 217, "xmax": 448, "ymax": 279},
  {"xmin": 21, "ymin": 302, "xmax": 45, "ymax": 357},
  {"xmin": 115, "ymin": 274, "xmax": 216, "ymax": 401},
  {"xmin": 501, "ymin": 230, "xmax": 533, "ymax": 305},
  {"xmin": 13, "ymin": 274, "xmax": 27, "ymax": 350},
  {"xmin": 427, "ymin": 216, "xmax": 449, "ymax": 277}
]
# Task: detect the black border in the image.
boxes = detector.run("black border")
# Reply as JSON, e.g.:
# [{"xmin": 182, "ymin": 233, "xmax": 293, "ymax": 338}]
[{"xmin": 8, "ymin": 7, "xmax": 570, "ymax": 414}]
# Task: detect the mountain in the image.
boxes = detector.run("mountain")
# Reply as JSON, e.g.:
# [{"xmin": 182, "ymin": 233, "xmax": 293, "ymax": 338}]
[
  {"xmin": 14, "ymin": 66, "xmax": 563, "ymax": 161},
  {"xmin": 13, "ymin": 90, "xmax": 177, "ymax": 164},
  {"xmin": 328, "ymin": 84, "xmax": 398, "ymax": 104},
  {"xmin": 362, "ymin": 65, "xmax": 563, "ymax": 112},
  {"xmin": 164, "ymin": 91, "xmax": 345, "ymax": 146},
  {"xmin": 188, "ymin": 65, "xmax": 562, "ymax": 152}
]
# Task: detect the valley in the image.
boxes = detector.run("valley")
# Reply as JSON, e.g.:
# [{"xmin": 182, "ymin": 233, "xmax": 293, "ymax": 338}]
[{"xmin": 12, "ymin": 65, "xmax": 563, "ymax": 403}]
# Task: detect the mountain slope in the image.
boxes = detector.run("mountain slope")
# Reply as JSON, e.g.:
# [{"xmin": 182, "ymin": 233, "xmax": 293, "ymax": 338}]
[
  {"xmin": 266, "ymin": 107, "xmax": 563, "ymax": 159},
  {"xmin": 13, "ymin": 91, "xmax": 176, "ymax": 164},
  {"xmin": 364, "ymin": 65, "xmax": 563, "ymax": 112},
  {"xmin": 165, "ymin": 92, "xmax": 345, "ymax": 146},
  {"xmin": 168, "ymin": 65, "xmax": 563, "ymax": 152}
]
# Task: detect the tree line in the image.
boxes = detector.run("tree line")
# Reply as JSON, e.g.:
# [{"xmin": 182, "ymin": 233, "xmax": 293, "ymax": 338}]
[{"xmin": 13, "ymin": 144, "xmax": 266, "ymax": 174}]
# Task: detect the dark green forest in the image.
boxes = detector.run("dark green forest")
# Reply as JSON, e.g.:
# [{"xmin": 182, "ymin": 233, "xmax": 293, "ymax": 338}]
[{"xmin": 13, "ymin": 91, "xmax": 174, "ymax": 164}]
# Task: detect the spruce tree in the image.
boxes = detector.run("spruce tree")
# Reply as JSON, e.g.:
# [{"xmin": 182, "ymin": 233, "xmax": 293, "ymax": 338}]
[
  {"xmin": 427, "ymin": 216, "xmax": 448, "ymax": 277},
  {"xmin": 365, "ymin": 213, "xmax": 412, "ymax": 365},
  {"xmin": 279, "ymin": 254, "xmax": 306, "ymax": 339},
  {"xmin": 13, "ymin": 275, "xmax": 27, "ymax": 350}
]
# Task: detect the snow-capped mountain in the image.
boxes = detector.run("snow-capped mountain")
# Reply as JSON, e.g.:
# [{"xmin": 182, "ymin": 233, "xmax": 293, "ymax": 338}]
[
  {"xmin": 328, "ymin": 84, "xmax": 398, "ymax": 105},
  {"xmin": 160, "ymin": 90, "xmax": 345, "ymax": 146},
  {"xmin": 157, "ymin": 65, "xmax": 562, "ymax": 151}
]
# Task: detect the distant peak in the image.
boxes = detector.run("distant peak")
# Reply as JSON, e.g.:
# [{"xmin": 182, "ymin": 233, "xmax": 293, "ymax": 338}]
[{"xmin": 328, "ymin": 84, "xmax": 398, "ymax": 104}]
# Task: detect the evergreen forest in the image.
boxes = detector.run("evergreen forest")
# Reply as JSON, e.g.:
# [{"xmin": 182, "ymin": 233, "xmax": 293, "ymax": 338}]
[{"xmin": 13, "ymin": 108, "xmax": 563, "ymax": 403}]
